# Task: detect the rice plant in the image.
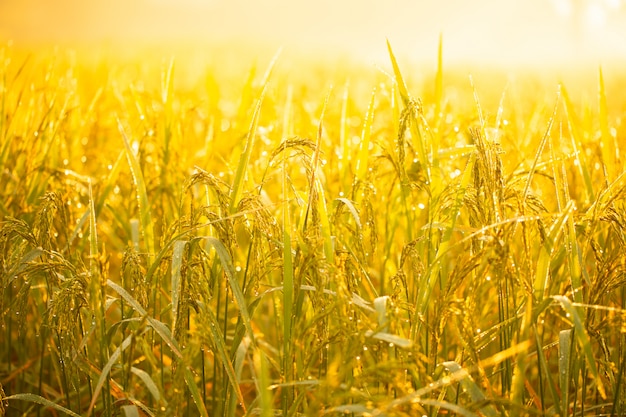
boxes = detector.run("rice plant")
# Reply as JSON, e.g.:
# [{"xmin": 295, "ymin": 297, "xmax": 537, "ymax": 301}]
[{"xmin": 0, "ymin": 39, "xmax": 625, "ymax": 417}]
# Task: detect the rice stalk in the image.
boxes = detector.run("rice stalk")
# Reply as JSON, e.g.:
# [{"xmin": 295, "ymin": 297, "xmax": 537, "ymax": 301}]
[
  {"xmin": 119, "ymin": 120, "xmax": 156, "ymax": 260},
  {"xmin": 229, "ymin": 49, "xmax": 281, "ymax": 213}
]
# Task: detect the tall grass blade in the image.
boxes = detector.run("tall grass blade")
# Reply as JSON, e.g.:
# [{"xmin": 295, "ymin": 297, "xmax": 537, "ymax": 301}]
[
  {"xmin": 161, "ymin": 57, "xmax": 175, "ymax": 106},
  {"xmin": 335, "ymin": 198, "xmax": 362, "ymax": 229},
  {"xmin": 88, "ymin": 178, "xmax": 111, "ymax": 416},
  {"xmin": 534, "ymin": 201, "xmax": 573, "ymax": 300},
  {"xmin": 418, "ymin": 399, "xmax": 480, "ymax": 417},
  {"xmin": 304, "ymin": 87, "xmax": 331, "ymax": 229},
  {"xmin": 171, "ymin": 240, "xmax": 187, "ymax": 333},
  {"xmin": 434, "ymin": 33, "xmax": 443, "ymax": 141},
  {"xmin": 229, "ymin": 49, "xmax": 281, "ymax": 212},
  {"xmin": 522, "ymin": 89, "xmax": 559, "ymax": 206},
  {"xmin": 559, "ymin": 329, "xmax": 573, "ymax": 417},
  {"xmin": 386, "ymin": 40, "xmax": 410, "ymax": 105},
  {"xmin": 534, "ymin": 327, "xmax": 562, "ymax": 415},
  {"xmin": 553, "ymin": 296, "xmax": 606, "ymax": 399},
  {"xmin": 95, "ymin": 150, "xmax": 125, "ymax": 216},
  {"xmin": 107, "ymin": 280, "xmax": 182, "ymax": 358},
  {"xmin": 130, "ymin": 367, "xmax": 164, "ymax": 404},
  {"xmin": 282, "ymin": 141, "xmax": 295, "ymax": 397},
  {"xmin": 313, "ymin": 91, "xmax": 335, "ymax": 263},
  {"xmin": 3, "ymin": 393, "xmax": 82, "ymax": 417},
  {"xmin": 254, "ymin": 349, "xmax": 273, "ymax": 417},
  {"xmin": 202, "ymin": 237, "xmax": 255, "ymax": 341},
  {"xmin": 511, "ymin": 294, "xmax": 533, "ymax": 413},
  {"xmin": 121, "ymin": 405, "xmax": 141, "ymax": 417},
  {"xmin": 560, "ymin": 85, "xmax": 594, "ymax": 202},
  {"xmin": 199, "ymin": 300, "xmax": 246, "ymax": 412},
  {"xmin": 119, "ymin": 120, "xmax": 156, "ymax": 258},
  {"xmin": 598, "ymin": 66, "xmax": 615, "ymax": 182},
  {"xmin": 184, "ymin": 368, "xmax": 210, "ymax": 417},
  {"xmin": 364, "ymin": 330, "xmax": 412, "ymax": 348},
  {"xmin": 387, "ymin": 40, "xmax": 429, "ymax": 172},
  {"xmin": 354, "ymin": 89, "xmax": 375, "ymax": 185},
  {"xmin": 441, "ymin": 362, "xmax": 497, "ymax": 417},
  {"xmin": 339, "ymin": 83, "xmax": 351, "ymax": 187},
  {"xmin": 88, "ymin": 334, "xmax": 133, "ymax": 416},
  {"xmin": 315, "ymin": 178, "xmax": 334, "ymax": 264}
]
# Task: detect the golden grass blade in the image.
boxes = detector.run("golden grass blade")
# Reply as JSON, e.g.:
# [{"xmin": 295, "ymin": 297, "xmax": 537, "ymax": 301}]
[
  {"xmin": 354, "ymin": 89, "xmax": 375, "ymax": 185},
  {"xmin": 434, "ymin": 33, "xmax": 444, "ymax": 139},
  {"xmin": 374, "ymin": 296, "xmax": 389, "ymax": 330},
  {"xmin": 229, "ymin": 49, "xmax": 281, "ymax": 212},
  {"xmin": 88, "ymin": 178, "xmax": 112, "ymax": 415},
  {"xmin": 95, "ymin": 150, "xmax": 124, "ymax": 215},
  {"xmin": 88, "ymin": 334, "xmax": 133, "ymax": 416},
  {"xmin": 534, "ymin": 201, "xmax": 573, "ymax": 300},
  {"xmin": 106, "ymin": 280, "xmax": 182, "ymax": 358},
  {"xmin": 170, "ymin": 240, "xmax": 187, "ymax": 334},
  {"xmin": 553, "ymin": 295, "xmax": 606, "ymax": 399},
  {"xmin": 560, "ymin": 161, "xmax": 586, "ymax": 303},
  {"xmin": 119, "ymin": 120, "xmax": 156, "ymax": 258},
  {"xmin": 335, "ymin": 198, "xmax": 362, "ymax": 229},
  {"xmin": 121, "ymin": 405, "xmax": 141, "ymax": 417},
  {"xmin": 130, "ymin": 367, "xmax": 164, "ymax": 404},
  {"xmin": 316, "ymin": 178, "xmax": 334, "ymax": 263},
  {"xmin": 184, "ymin": 368, "xmax": 210, "ymax": 417},
  {"xmin": 364, "ymin": 330, "xmax": 412, "ymax": 348},
  {"xmin": 418, "ymin": 399, "xmax": 480, "ymax": 417},
  {"xmin": 441, "ymin": 362, "xmax": 498, "ymax": 417},
  {"xmin": 161, "ymin": 57, "xmax": 175, "ymax": 106},
  {"xmin": 327, "ymin": 404, "xmax": 376, "ymax": 415},
  {"xmin": 598, "ymin": 66, "xmax": 615, "ymax": 182},
  {"xmin": 160, "ymin": 58, "xmax": 175, "ymax": 177},
  {"xmin": 387, "ymin": 40, "xmax": 429, "ymax": 172},
  {"xmin": 550, "ymin": 121, "xmax": 587, "ymax": 304},
  {"xmin": 0, "ymin": 55, "xmax": 30, "ymax": 172},
  {"xmin": 237, "ymin": 65, "xmax": 257, "ymax": 128},
  {"xmin": 278, "ymin": 89, "xmax": 295, "ymax": 380},
  {"xmin": 282, "ymin": 149, "xmax": 294, "ymax": 375},
  {"xmin": 469, "ymin": 75, "xmax": 485, "ymax": 134},
  {"xmin": 558, "ymin": 328, "xmax": 573, "ymax": 417},
  {"xmin": 534, "ymin": 327, "xmax": 562, "ymax": 415},
  {"xmin": 521, "ymin": 89, "xmax": 559, "ymax": 206},
  {"xmin": 3, "ymin": 393, "xmax": 82, "ymax": 417},
  {"xmin": 340, "ymin": 83, "xmax": 351, "ymax": 186},
  {"xmin": 198, "ymin": 299, "xmax": 247, "ymax": 412},
  {"xmin": 304, "ymin": 87, "xmax": 331, "ymax": 227},
  {"xmin": 88, "ymin": 179, "xmax": 98, "ymax": 287},
  {"xmin": 253, "ymin": 349, "xmax": 273, "ymax": 417},
  {"xmin": 203, "ymin": 237, "xmax": 255, "ymax": 342},
  {"xmin": 560, "ymin": 85, "xmax": 594, "ymax": 202},
  {"xmin": 386, "ymin": 40, "xmax": 410, "ymax": 105}
]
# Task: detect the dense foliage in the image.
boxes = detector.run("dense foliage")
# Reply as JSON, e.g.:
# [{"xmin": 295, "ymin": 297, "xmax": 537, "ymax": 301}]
[{"xmin": 1, "ymin": 43, "xmax": 625, "ymax": 416}]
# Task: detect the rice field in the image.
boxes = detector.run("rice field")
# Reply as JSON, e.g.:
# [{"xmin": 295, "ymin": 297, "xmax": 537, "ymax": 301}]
[{"xmin": 0, "ymin": 40, "xmax": 625, "ymax": 416}]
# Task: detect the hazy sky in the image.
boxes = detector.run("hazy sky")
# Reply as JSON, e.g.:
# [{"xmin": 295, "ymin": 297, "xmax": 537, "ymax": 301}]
[{"xmin": 1, "ymin": 0, "xmax": 625, "ymax": 64}]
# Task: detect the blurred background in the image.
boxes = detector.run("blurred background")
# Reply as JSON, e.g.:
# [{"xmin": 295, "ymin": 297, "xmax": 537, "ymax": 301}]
[{"xmin": 1, "ymin": 0, "xmax": 625, "ymax": 66}]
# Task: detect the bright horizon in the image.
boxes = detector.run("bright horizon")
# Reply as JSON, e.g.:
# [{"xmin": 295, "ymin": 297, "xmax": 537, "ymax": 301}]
[{"xmin": 1, "ymin": 0, "xmax": 625, "ymax": 65}]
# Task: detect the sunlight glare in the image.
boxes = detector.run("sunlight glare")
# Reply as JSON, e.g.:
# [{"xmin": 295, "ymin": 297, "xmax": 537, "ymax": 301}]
[
  {"xmin": 1, "ymin": 0, "xmax": 625, "ymax": 65},
  {"xmin": 586, "ymin": 2, "xmax": 608, "ymax": 27},
  {"xmin": 553, "ymin": 0, "xmax": 573, "ymax": 16}
]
